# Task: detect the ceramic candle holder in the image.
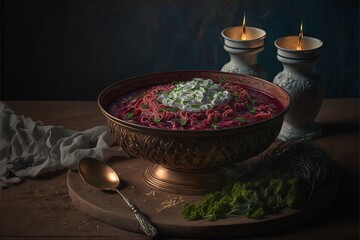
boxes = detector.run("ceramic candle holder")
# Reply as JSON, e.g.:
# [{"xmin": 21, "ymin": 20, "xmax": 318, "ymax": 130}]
[
  {"xmin": 221, "ymin": 26, "xmax": 267, "ymax": 79},
  {"xmin": 273, "ymin": 36, "xmax": 324, "ymax": 141}
]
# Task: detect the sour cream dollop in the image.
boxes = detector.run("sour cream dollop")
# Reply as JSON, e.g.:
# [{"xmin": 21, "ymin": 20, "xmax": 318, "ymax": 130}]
[{"xmin": 157, "ymin": 78, "xmax": 232, "ymax": 112}]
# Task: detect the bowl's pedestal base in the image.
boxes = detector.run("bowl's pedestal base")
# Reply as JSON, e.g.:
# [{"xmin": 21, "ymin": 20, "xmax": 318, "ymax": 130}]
[{"xmin": 143, "ymin": 162, "xmax": 251, "ymax": 195}]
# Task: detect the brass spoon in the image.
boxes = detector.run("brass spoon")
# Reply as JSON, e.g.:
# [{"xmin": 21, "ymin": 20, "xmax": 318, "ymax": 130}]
[{"xmin": 78, "ymin": 158, "xmax": 158, "ymax": 238}]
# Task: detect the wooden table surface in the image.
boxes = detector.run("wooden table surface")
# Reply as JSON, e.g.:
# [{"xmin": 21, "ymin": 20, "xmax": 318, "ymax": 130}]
[{"xmin": 1, "ymin": 99, "xmax": 359, "ymax": 240}]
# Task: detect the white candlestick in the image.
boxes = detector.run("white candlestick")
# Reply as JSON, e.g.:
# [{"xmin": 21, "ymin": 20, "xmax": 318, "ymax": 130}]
[{"xmin": 273, "ymin": 36, "xmax": 324, "ymax": 141}]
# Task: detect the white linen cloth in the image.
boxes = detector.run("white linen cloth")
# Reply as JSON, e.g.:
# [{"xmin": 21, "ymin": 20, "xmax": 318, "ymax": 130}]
[{"xmin": 0, "ymin": 101, "xmax": 128, "ymax": 188}]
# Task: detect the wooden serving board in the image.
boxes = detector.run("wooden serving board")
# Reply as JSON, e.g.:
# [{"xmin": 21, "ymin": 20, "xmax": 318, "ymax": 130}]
[{"xmin": 67, "ymin": 157, "xmax": 338, "ymax": 238}]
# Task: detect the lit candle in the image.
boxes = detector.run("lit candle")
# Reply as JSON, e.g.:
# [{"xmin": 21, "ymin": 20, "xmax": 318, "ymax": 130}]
[
  {"xmin": 222, "ymin": 13, "xmax": 266, "ymax": 46},
  {"xmin": 275, "ymin": 20, "xmax": 323, "ymax": 55},
  {"xmin": 274, "ymin": 20, "xmax": 323, "ymax": 60},
  {"xmin": 220, "ymin": 13, "xmax": 267, "ymax": 79}
]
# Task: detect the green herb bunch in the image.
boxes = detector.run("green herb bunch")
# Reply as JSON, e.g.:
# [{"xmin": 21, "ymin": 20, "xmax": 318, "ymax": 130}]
[
  {"xmin": 181, "ymin": 139, "xmax": 337, "ymax": 221},
  {"xmin": 182, "ymin": 171, "xmax": 305, "ymax": 221}
]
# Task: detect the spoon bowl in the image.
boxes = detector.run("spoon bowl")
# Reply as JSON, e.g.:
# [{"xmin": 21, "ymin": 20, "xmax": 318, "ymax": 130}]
[{"xmin": 78, "ymin": 158, "xmax": 120, "ymax": 190}]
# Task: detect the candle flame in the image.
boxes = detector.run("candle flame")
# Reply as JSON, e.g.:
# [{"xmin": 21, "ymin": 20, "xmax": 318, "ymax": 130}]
[
  {"xmin": 241, "ymin": 12, "xmax": 246, "ymax": 40},
  {"xmin": 296, "ymin": 19, "xmax": 303, "ymax": 50}
]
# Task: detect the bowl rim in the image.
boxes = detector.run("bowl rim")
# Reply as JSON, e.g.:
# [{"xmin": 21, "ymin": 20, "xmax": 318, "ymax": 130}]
[{"xmin": 98, "ymin": 70, "xmax": 292, "ymax": 135}]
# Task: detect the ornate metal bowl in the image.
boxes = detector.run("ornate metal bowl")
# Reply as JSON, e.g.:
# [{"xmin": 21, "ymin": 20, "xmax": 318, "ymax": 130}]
[{"xmin": 98, "ymin": 71, "xmax": 291, "ymax": 194}]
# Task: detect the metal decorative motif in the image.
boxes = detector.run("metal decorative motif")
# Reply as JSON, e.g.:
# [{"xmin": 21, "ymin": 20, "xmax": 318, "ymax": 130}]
[
  {"xmin": 116, "ymin": 189, "xmax": 157, "ymax": 237},
  {"xmin": 108, "ymin": 119, "xmax": 283, "ymax": 171}
]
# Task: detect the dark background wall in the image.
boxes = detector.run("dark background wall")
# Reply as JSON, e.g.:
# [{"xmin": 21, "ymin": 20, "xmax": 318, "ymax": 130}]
[{"xmin": 1, "ymin": 0, "xmax": 359, "ymax": 100}]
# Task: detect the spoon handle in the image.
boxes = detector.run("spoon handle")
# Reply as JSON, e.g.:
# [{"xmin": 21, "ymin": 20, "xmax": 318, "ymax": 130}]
[{"xmin": 115, "ymin": 189, "xmax": 158, "ymax": 238}]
